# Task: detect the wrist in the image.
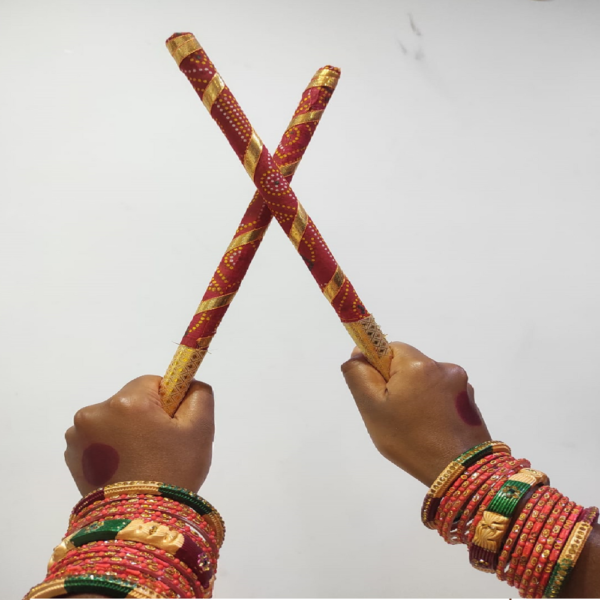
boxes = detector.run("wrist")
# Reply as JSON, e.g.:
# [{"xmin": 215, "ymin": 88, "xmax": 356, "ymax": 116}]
[{"xmin": 25, "ymin": 481, "xmax": 225, "ymax": 599}]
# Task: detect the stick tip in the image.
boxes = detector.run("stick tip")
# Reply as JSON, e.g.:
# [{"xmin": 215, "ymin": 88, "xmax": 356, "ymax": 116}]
[{"xmin": 166, "ymin": 32, "xmax": 201, "ymax": 66}]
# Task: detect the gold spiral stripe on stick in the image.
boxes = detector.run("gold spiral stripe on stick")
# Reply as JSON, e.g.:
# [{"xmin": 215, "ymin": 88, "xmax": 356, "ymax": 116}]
[
  {"xmin": 322, "ymin": 266, "xmax": 345, "ymax": 302},
  {"xmin": 196, "ymin": 292, "xmax": 237, "ymax": 314},
  {"xmin": 289, "ymin": 203, "xmax": 308, "ymax": 249},
  {"xmin": 226, "ymin": 225, "xmax": 268, "ymax": 253},
  {"xmin": 166, "ymin": 33, "xmax": 201, "ymax": 66},
  {"xmin": 307, "ymin": 70, "xmax": 340, "ymax": 91},
  {"xmin": 202, "ymin": 74, "xmax": 225, "ymax": 113},
  {"xmin": 288, "ymin": 110, "xmax": 324, "ymax": 128},
  {"xmin": 160, "ymin": 341, "xmax": 213, "ymax": 416},
  {"xmin": 243, "ymin": 130, "xmax": 263, "ymax": 179},
  {"xmin": 278, "ymin": 162, "xmax": 299, "ymax": 177}
]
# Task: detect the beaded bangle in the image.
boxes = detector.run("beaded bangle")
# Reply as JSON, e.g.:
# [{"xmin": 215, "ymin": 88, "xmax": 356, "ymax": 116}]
[
  {"xmin": 27, "ymin": 481, "xmax": 224, "ymax": 600},
  {"xmin": 530, "ymin": 499, "xmax": 579, "ymax": 592},
  {"xmin": 48, "ymin": 540, "xmax": 200, "ymax": 598},
  {"xmin": 466, "ymin": 458, "xmax": 530, "ymax": 547},
  {"xmin": 71, "ymin": 495, "xmax": 219, "ymax": 554},
  {"xmin": 71, "ymin": 481, "xmax": 225, "ymax": 547},
  {"xmin": 516, "ymin": 492, "xmax": 565, "ymax": 596},
  {"xmin": 440, "ymin": 455, "xmax": 514, "ymax": 544},
  {"xmin": 50, "ymin": 518, "xmax": 214, "ymax": 587},
  {"xmin": 421, "ymin": 441, "xmax": 511, "ymax": 528},
  {"xmin": 530, "ymin": 498, "xmax": 573, "ymax": 597},
  {"xmin": 422, "ymin": 451, "xmax": 597, "ymax": 598},
  {"xmin": 496, "ymin": 485, "xmax": 548, "ymax": 581},
  {"xmin": 507, "ymin": 488, "xmax": 564, "ymax": 589},
  {"xmin": 470, "ymin": 468, "xmax": 548, "ymax": 573},
  {"xmin": 435, "ymin": 453, "xmax": 497, "ymax": 524},
  {"xmin": 77, "ymin": 539, "xmax": 205, "ymax": 597},
  {"xmin": 49, "ymin": 554, "xmax": 190, "ymax": 598},
  {"xmin": 24, "ymin": 574, "xmax": 161, "ymax": 599},
  {"xmin": 453, "ymin": 456, "xmax": 516, "ymax": 545},
  {"xmin": 543, "ymin": 506, "xmax": 598, "ymax": 598},
  {"xmin": 435, "ymin": 454, "xmax": 502, "ymax": 534},
  {"xmin": 525, "ymin": 494, "xmax": 573, "ymax": 598},
  {"xmin": 73, "ymin": 500, "xmax": 219, "ymax": 558}
]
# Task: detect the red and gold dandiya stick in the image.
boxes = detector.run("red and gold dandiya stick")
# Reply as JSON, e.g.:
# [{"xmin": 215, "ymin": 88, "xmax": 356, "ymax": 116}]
[
  {"xmin": 160, "ymin": 64, "xmax": 341, "ymax": 415},
  {"xmin": 165, "ymin": 32, "xmax": 393, "ymax": 386}
]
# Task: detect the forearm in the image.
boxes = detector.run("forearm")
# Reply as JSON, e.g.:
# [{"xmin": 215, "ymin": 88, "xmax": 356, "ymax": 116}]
[
  {"xmin": 421, "ymin": 443, "xmax": 599, "ymax": 598},
  {"xmin": 25, "ymin": 482, "xmax": 224, "ymax": 599}
]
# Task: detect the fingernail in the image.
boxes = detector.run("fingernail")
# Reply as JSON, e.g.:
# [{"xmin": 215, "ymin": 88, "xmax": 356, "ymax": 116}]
[{"xmin": 351, "ymin": 346, "xmax": 363, "ymax": 358}]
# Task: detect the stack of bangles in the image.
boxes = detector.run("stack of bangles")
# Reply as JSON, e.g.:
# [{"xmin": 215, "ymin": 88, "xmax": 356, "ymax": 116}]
[
  {"xmin": 24, "ymin": 481, "xmax": 225, "ymax": 599},
  {"xmin": 422, "ymin": 441, "xmax": 598, "ymax": 598}
]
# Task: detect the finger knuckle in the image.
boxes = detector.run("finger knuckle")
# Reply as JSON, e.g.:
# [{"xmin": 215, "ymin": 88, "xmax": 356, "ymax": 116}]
[
  {"xmin": 408, "ymin": 357, "xmax": 438, "ymax": 377},
  {"xmin": 64, "ymin": 426, "xmax": 76, "ymax": 443},
  {"xmin": 340, "ymin": 357, "xmax": 362, "ymax": 376},
  {"xmin": 446, "ymin": 364, "xmax": 468, "ymax": 386},
  {"xmin": 201, "ymin": 382, "xmax": 214, "ymax": 396},
  {"xmin": 73, "ymin": 408, "xmax": 90, "ymax": 429},
  {"xmin": 108, "ymin": 394, "xmax": 138, "ymax": 412}
]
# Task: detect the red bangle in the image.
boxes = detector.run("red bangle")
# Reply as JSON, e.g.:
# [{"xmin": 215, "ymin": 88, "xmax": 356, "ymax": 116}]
[
  {"xmin": 48, "ymin": 539, "xmax": 204, "ymax": 598},
  {"xmin": 496, "ymin": 486, "xmax": 547, "ymax": 581},
  {"xmin": 516, "ymin": 489, "xmax": 564, "ymax": 595},
  {"xmin": 439, "ymin": 455, "xmax": 512, "ymax": 544},
  {"xmin": 466, "ymin": 458, "xmax": 530, "ymax": 546},
  {"xmin": 434, "ymin": 453, "xmax": 503, "ymax": 526},
  {"xmin": 70, "ymin": 496, "xmax": 219, "ymax": 555},
  {"xmin": 448, "ymin": 455, "xmax": 517, "ymax": 544},
  {"xmin": 509, "ymin": 488, "xmax": 562, "ymax": 589},
  {"xmin": 506, "ymin": 489, "xmax": 565, "ymax": 588},
  {"xmin": 73, "ymin": 501, "xmax": 218, "ymax": 558},
  {"xmin": 524, "ymin": 493, "xmax": 571, "ymax": 598},
  {"xmin": 531, "ymin": 501, "xmax": 583, "ymax": 597},
  {"xmin": 52, "ymin": 555, "xmax": 193, "ymax": 599}
]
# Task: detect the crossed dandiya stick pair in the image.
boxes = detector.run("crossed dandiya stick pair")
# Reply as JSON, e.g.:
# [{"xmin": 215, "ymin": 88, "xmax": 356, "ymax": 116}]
[{"xmin": 159, "ymin": 33, "xmax": 393, "ymax": 416}]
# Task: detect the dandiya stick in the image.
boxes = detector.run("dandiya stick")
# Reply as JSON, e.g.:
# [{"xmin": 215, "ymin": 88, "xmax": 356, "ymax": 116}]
[
  {"xmin": 166, "ymin": 33, "xmax": 392, "ymax": 381},
  {"xmin": 160, "ymin": 65, "xmax": 341, "ymax": 416}
]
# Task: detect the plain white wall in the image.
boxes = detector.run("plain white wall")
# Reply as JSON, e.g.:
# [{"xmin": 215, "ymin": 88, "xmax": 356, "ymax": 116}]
[{"xmin": 2, "ymin": 0, "xmax": 600, "ymax": 597}]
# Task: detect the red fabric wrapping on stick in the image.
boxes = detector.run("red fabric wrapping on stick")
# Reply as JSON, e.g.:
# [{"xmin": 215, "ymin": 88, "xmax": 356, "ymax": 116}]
[
  {"xmin": 165, "ymin": 32, "xmax": 392, "ymax": 397},
  {"xmin": 160, "ymin": 66, "xmax": 340, "ymax": 415}
]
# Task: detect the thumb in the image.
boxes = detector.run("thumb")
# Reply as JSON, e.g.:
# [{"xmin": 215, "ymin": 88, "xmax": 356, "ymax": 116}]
[
  {"xmin": 173, "ymin": 380, "xmax": 215, "ymax": 438},
  {"xmin": 341, "ymin": 347, "xmax": 386, "ymax": 410}
]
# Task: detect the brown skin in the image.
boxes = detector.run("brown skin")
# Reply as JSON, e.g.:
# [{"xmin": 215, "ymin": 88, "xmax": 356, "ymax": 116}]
[
  {"xmin": 341, "ymin": 341, "xmax": 491, "ymax": 486},
  {"xmin": 64, "ymin": 375, "xmax": 214, "ymax": 496},
  {"xmin": 56, "ymin": 349, "xmax": 600, "ymax": 597},
  {"xmin": 341, "ymin": 341, "xmax": 600, "ymax": 597},
  {"xmin": 62, "ymin": 375, "xmax": 214, "ymax": 598}
]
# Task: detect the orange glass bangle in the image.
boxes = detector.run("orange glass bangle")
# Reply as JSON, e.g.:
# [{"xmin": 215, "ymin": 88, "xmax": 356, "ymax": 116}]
[
  {"xmin": 516, "ymin": 490, "xmax": 565, "ymax": 595},
  {"xmin": 525, "ymin": 494, "xmax": 573, "ymax": 598},
  {"xmin": 496, "ymin": 486, "xmax": 548, "ymax": 581},
  {"xmin": 441, "ymin": 455, "xmax": 514, "ymax": 545},
  {"xmin": 421, "ymin": 441, "xmax": 511, "ymax": 529},
  {"xmin": 436, "ymin": 453, "xmax": 503, "ymax": 540},
  {"xmin": 454, "ymin": 457, "xmax": 516, "ymax": 545},
  {"xmin": 467, "ymin": 458, "xmax": 530, "ymax": 547},
  {"xmin": 506, "ymin": 498, "xmax": 575, "ymax": 588},
  {"xmin": 542, "ymin": 506, "xmax": 597, "ymax": 598}
]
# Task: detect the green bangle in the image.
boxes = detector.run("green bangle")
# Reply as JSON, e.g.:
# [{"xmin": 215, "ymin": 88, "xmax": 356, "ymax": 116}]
[
  {"xmin": 487, "ymin": 479, "xmax": 533, "ymax": 517},
  {"xmin": 470, "ymin": 468, "xmax": 548, "ymax": 573},
  {"xmin": 421, "ymin": 441, "xmax": 511, "ymax": 529},
  {"xmin": 25, "ymin": 574, "xmax": 157, "ymax": 598}
]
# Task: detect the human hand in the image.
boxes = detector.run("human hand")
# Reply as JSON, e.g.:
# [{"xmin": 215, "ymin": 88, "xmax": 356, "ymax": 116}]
[
  {"xmin": 64, "ymin": 376, "xmax": 214, "ymax": 496},
  {"xmin": 341, "ymin": 342, "xmax": 491, "ymax": 487}
]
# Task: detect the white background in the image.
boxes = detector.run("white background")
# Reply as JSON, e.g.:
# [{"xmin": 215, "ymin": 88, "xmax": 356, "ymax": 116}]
[{"xmin": 1, "ymin": 0, "xmax": 600, "ymax": 597}]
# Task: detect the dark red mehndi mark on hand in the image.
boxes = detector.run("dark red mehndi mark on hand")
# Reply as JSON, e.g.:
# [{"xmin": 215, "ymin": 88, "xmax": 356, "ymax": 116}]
[
  {"xmin": 455, "ymin": 390, "xmax": 483, "ymax": 427},
  {"xmin": 82, "ymin": 443, "xmax": 120, "ymax": 486}
]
